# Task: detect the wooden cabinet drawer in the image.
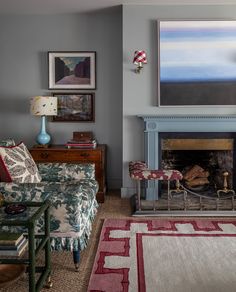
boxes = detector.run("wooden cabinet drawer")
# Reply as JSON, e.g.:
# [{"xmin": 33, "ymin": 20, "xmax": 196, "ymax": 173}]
[{"xmin": 30, "ymin": 149, "xmax": 101, "ymax": 163}]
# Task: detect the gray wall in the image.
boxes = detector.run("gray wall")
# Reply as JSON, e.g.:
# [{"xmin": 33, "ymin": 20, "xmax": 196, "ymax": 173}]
[
  {"xmin": 2, "ymin": 4, "xmax": 236, "ymax": 196},
  {"xmin": 122, "ymin": 5, "xmax": 236, "ymax": 196},
  {"xmin": 0, "ymin": 7, "xmax": 122, "ymax": 189}
]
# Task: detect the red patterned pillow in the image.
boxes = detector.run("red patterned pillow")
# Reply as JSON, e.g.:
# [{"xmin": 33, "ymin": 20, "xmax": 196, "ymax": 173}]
[{"xmin": 0, "ymin": 142, "xmax": 41, "ymax": 183}]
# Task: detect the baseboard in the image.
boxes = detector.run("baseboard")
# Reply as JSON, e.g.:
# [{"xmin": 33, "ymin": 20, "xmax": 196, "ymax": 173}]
[
  {"xmin": 121, "ymin": 187, "xmax": 136, "ymax": 198},
  {"xmin": 107, "ymin": 178, "xmax": 122, "ymax": 190}
]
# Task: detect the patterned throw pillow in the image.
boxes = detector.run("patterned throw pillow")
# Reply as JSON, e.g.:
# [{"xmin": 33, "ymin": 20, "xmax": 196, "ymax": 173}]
[{"xmin": 0, "ymin": 142, "xmax": 41, "ymax": 183}]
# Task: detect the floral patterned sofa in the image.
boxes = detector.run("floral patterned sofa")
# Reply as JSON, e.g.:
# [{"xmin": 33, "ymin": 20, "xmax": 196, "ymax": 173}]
[{"xmin": 0, "ymin": 143, "xmax": 99, "ymax": 270}]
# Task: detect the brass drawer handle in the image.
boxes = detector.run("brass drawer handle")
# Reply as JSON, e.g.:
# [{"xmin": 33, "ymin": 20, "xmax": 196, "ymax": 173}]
[
  {"xmin": 80, "ymin": 153, "xmax": 89, "ymax": 158},
  {"xmin": 40, "ymin": 153, "xmax": 49, "ymax": 159}
]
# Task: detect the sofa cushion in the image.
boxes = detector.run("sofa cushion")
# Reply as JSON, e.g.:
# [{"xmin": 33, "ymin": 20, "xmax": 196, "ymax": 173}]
[
  {"xmin": 38, "ymin": 162, "xmax": 95, "ymax": 182},
  {"xmin": 0, "ymin": 179, "xmax": 99, "ymax": 251},
  {"xmin": 0, "ymin": 142, "xmax": 41, "ymax": 183},
  {"xmin": 0, "ymin": 139, "xmax": 15, "ymax": 147}
]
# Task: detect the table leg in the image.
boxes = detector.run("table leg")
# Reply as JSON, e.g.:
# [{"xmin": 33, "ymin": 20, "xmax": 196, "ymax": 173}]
[
  {"xmin": 28, "ymin": 224, "xmax": 36, "ymax": 292},
  {"xmin": 45, "ymin": 207, "xmax": 52, "ymax": 287}
]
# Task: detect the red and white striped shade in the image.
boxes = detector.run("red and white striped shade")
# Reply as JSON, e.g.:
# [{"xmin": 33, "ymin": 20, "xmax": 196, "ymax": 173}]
[{"xmin": 133, "ymin": 50, "xmax": 147, "ymax": 65}]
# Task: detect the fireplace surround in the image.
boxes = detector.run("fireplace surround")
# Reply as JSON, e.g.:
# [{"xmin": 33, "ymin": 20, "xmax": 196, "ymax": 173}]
[{"xmin": 139, "ymin": 115, "xmax": 236, "ymax": 201}]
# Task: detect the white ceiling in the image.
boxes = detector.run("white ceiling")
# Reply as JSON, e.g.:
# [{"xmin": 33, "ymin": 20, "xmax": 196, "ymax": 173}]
[{"xmin": 0, "ymin": 0, "xmax": 235, "ymax": 15}]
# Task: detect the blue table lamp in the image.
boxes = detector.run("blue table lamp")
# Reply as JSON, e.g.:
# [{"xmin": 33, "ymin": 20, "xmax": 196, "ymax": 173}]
[{"xmin": 30, "ymin": 96, "xmax": 57, "ymax": 145}]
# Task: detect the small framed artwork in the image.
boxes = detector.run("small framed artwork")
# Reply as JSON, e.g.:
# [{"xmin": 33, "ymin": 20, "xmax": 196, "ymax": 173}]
[
  {"xmin": 157, "ymin": 20, "xmax": 236, "ymax": 107},
  {"xmin": 52, "ymin": 93, "xmax": 95, "ymax": 122},
  {"xmin": 48, "ymin": 51, "xmax": 96, "ymax": 89}
]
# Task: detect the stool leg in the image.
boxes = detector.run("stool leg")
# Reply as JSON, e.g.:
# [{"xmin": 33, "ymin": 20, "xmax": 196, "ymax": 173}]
[
  {"xmin": 153, "ymin": 183, "xmax": 156, "ymax": 211},
  {"xmin": 73, "ymin": 250, "xmax": 80, "ymax": 272},
  {"xmin": 183, "ymin": 192, "xmax": 187, "ymax": 211},
  {"xmin": 137, "ymin": 180, "xmax": 141, "ymax": 211},
  {"xmin": 167, "ymin": 180, "xmax": 171, "ymax": 211}
]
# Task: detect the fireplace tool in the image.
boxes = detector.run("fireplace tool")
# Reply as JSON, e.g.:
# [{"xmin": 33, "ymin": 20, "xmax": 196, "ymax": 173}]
[{"xmin": 217, "ymin": 171, "xmax": 235, "ymax": 196}]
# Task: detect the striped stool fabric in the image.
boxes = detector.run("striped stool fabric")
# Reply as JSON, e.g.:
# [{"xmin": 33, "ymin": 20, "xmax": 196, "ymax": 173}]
[{"xmin": 129, "ymin": 161, "xmax": 184, "ymax": 211}]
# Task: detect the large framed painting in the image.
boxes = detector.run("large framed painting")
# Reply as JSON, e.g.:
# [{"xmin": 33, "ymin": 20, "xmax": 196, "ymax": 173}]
[
  {"xmin": 48, "ymin": 51, "xmax": 96, "ymax": 89},
  {"xmin": 52, "ymin": 93, "xmax": 95, "ymax": 122},
  {"xmin": 157, "ymin": 20, "xmax": 236, "ymax": 107}
]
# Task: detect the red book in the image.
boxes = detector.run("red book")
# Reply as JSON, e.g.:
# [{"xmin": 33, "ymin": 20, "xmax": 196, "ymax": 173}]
[
  {"xmin": 66, "ymin": 142, "xmax": 97, "ymax": 149},
  {"xmin": 66, "ymin": 143, "xmax": 95, "ymax": 146}
]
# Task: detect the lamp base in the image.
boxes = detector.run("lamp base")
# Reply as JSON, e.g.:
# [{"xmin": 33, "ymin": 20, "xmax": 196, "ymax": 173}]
[
  {"xmin": 33, "ymin": 144, "xmax": 50, "ymax": 149},
  {"xmin": 36, "ymin": 133, "xmax": 51, "ymax": 145},
  {"xmin": 36, "ymin": 116, "xmax": 51, "ymax": 145}
]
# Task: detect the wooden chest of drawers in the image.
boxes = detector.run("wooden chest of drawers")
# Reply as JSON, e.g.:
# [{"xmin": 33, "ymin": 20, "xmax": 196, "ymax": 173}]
[{"xmin": 30, "ymin": 144, "xmax": 106, "ymax": 203}]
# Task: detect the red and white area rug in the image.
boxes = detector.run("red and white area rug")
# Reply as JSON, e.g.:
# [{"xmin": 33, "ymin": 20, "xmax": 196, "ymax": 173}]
[{"xmin": 88, "ymin": 218, "xmax": 236, "ymax": 292}]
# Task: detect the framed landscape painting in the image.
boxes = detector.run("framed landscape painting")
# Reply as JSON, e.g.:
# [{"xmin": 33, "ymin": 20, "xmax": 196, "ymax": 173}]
[
  {"xmin": 157, "ymin": 20, "xmax": 236, "ymax": 107},
  {"xmin": 48, "ymin": 51, "xmax": 96, "ymax": 89},
  {"xmin": 52, "ymin": 93, "xmax": 95, "ymax": 122}
]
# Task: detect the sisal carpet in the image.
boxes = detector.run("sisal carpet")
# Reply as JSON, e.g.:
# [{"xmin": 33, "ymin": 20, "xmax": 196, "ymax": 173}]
[
  {"xmin": 88, "ymin": 218, "xmax": 236, "ymax": 292},
  {"xmin": 0, "ymin": 192, "xmax": 132, "ymax": 292}
]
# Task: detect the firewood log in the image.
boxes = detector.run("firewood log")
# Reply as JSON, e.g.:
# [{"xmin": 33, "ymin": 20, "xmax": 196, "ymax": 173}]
[
  {"xmin": 198, "ymin": 170, "xmax": 209, "ymax": 178},
  {"xmin": 184, "ymin": 165, "xmax": 209, "ymax": 181},
  {"xmin": 186, "ymin": 177, "xmax": 209, "ymax": 187}
]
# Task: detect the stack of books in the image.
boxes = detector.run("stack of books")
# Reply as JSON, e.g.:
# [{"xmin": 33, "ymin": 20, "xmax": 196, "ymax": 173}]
[
  {"xmin": 0, "ymin": 233, "xmax": 28, "ymax": 257},
  {"xmin": 66, "ymin": 139, "xmax": 97, "ymax": 149},
  {"xmin": 66, "ymin": 132, "xmax": 97, "ymax": 149}
]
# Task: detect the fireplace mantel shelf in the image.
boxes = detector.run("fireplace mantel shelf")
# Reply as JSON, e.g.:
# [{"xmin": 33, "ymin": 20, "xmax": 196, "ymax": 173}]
[
  {"xmin": 138, "ymin": 114, "xmax": 236, "ymax": 120},
  {"xmin": 139, "ymin": 115, "xmax": 236, "ymax": 133}
]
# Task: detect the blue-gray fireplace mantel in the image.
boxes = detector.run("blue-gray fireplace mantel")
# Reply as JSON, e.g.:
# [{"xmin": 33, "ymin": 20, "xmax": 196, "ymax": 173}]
[{"xmin": 139, "ymin": 115, "xmax": 236, "ymax": 201}]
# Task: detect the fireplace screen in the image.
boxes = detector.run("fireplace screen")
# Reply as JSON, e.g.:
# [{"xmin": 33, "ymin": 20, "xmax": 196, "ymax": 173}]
[{"xmin": 161, "ymin": 137, "xmax": 234, "ymax": 195}]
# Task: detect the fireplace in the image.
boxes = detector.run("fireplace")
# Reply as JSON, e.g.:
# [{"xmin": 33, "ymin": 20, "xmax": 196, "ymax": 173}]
[
  {"xmin": 160, "ymin": 132, "xmax": 235, "ymax": 196},
  {"xmin": 139, "ymin": 115, "xmax": 236, "ymax": 201},
  {"xmin": 133, "ymin": 115, "xmax": 236, "ymax": 214}
]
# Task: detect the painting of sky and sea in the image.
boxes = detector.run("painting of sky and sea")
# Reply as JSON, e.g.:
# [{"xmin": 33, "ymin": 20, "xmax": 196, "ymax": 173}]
[{"xmin": 159, "ymin": 20, "xmax": 236, "ymax": 106}]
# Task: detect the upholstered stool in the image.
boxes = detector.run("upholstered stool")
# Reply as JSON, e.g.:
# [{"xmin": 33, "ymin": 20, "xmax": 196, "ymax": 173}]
[{"xmin": 129, "ymin": 161, "xmax": 185, "ymax": 211}]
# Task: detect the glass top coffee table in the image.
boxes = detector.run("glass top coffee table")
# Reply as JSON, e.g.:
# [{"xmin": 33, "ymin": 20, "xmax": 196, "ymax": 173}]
[{"xmin": 0, "ymin": 200, "xmax": 51, "ymax": 292}]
